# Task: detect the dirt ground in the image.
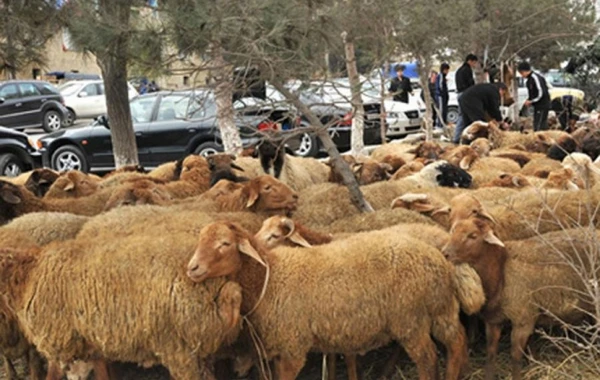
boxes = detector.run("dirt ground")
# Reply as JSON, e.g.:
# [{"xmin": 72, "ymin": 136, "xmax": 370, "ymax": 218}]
[{"xmin": 2, "ymin": 332, "xmax": 597, "ymax": 380}]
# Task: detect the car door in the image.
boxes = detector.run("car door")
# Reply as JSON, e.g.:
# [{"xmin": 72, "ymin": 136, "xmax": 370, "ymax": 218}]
[
  {"xmin": 0, "ymin": 84, "xmax": 24, "ymax": 128},
  {"xmin": 17, "ymin": 83, "xmax": 44, "ymax": 126},
  {"xmin": 144, "ymin": 93, "xmax": 192, "ymax": 165},
  {"xmin": 77, "ymin": 83, "xmax": 104, "ymax": 118},
  {"xmin": 85, "ymin": 95, "xmax": 156, "ymax": 169}
]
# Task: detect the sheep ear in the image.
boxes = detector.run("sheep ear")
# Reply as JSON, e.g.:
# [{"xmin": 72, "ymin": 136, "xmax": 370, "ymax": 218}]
[
  {"xmin": 411, "ymin": 200, "xmax": 436, "ymax": 213},
  {"xmin": 280, "ymin": 218, "xmax": 295, "ymax": 237},
  {"xmin": 245, "ymin": 182, "xmax": 260, "ymax": 208},
  {"xmin": 476, "ymin": 208, "xmax": 497, "ymax": 225},
  {"xmin": 483, "ymin": 230, "xmax": 505, "ymax": 247},
  {"xmin": 64, "ymin": 180, "xmax": 75, "ymax": 191},
  {"xmin": 0, "ymin": 188, "xmax": 21, "ymax": 204},
  {"xmin": 459, "ymin": 156, "xmax": 472, "ymax": 170},
  {"xmin": 431, "ymin": 206, "xmax": 451, "ymax": 216},
  {"xmin": 238, "ymin": 239, "xmax": 267, "ymax": 267},
  {"xmin": 352, "ymin": 163, "xmax": 363, "ymax": 174},
  {"xmin": 566, "ymin": 181, "xmax": 580, "ymax": 191},
  {"xmin": 289, "ymin": 232, "xmax": 312, "ymax": 248}
]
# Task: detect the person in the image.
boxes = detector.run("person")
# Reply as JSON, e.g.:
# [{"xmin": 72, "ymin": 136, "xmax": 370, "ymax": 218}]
[
  {"xmin": 421, "ymin": 70, "xmax": 438, "ymax": 126},
  {"xmin": 149, "ymin": 80, "xmax": 160, "ymax": 93},
  {"xmin": 453, "ymin": 54, "xmax": 479, "ymax": 143},
  {"xmin": 388, "ymin": 65, "xmax": 413, "ymax": 103},
  {"xmin": 517, "ymin": 61, "xmax": 550, "ymax": 131},
  {"xmin": 458, "ymin": 83, "xmax": 508, "ymax": 139},
  {"xmin": 435, "ymin": 63, "xmax": 450, "ymax": 128}
]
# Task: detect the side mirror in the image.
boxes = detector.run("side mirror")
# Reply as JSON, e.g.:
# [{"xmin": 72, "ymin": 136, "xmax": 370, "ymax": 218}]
[
  {"xmin": 0, "ymin": 97, "xmax": 5, "ymax": 104},
  {"xmin": 96, "ymin": 115, "xmax": 110, "ymax": 129},
  {"xmin": 78, "ymin": 91, "xmax": 88, "ymax": 98}
]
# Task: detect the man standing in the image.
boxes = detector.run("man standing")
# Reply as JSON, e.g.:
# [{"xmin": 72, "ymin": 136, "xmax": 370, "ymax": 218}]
[
  {"xmin": 453, "ymin": 54, "xmax": 479, "ymax": 143},
  {"xmin": 389, "ymin": 65, "xmax": 412, "ymax": 104},
  {"xmin": 518, "ymin": 62, "xmax": 550, "ymax": 131},
  {"xmin": 435, "ymin": 63, "xmax": 450, "ymax": 128},
  {"xmin": 458, "ymin": 83, "xmax": 508, "ymax": 133}
]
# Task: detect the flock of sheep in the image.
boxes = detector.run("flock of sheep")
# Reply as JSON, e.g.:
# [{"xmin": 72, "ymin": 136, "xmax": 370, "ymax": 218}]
[{"xmin": 0, "ymin": 119, "xmax": 599, "ymax": 380}]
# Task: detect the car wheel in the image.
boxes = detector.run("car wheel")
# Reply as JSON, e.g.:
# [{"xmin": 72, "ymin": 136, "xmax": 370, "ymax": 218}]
[
  {"xmin": 293, "ymin": 133, "xmax": 319, "ymax": 157},
  {"xmin": 43, "ymin": 110, "xmax": 63, "ymax": 133},
  {"xmin": 193, "ymin": 142, "xmax": 223, "ymax": 157},
  {"xmin": 0, "ymin": 153, "xmax": 24, "ymax": 177},
  {"xmin": 51, "ymin": 145, "xmax": 88, "ymax": 172},
  {"xmin": 64, "ymin": 109, "xmax": 76, "ymax": 127},
  {"xmin": 447, "ymin": 106, "xmax": 460, "ymax": 124}
]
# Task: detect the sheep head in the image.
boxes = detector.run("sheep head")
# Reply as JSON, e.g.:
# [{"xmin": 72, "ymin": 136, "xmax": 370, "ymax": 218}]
[
  {"xmin": 443, "ymin": 217, "xmax": 504, "ymax": 265},
  {"xmin": 460, "ymin": 121, "xmax": 490, "ymax": 144},
  {"xmin": 448, "ymin": 193, "xmax": 496, "ymax": 229},
  {"xmin": 0, "ymin": 181, "xmax": 25, "ymax": 225},
  {"xmin": 243, "ymin": 176, "xmax": 298, "ymax": 215},
  {"xmin": 206, "ymin": 153, "xmax": 245, "ymax": 173},
  {"xmin": 353, "ymin": 161, "xmax": 393, "ymax": 185},
  {"xmin": 420, "ymin": 161, "xmax": 472, "ymax": 188},
  {"xmin": 542, "ymin": 168, "xmax": 584, "ymax": 191},
  {"xmin": 45, "ymin": 171, "xmax": 99, "ymax": 199},
  {"xmin": 181, "ymin": 155, "xmax": 210, "ymax": 176},
  {"xmin": 469, "ymin": 138, "xmax": 492, "ymax": 157},
  {"xmin": 24, "ymin": 168, "xmax": 59, "ymax": 197},
  {"xmin": 482, "ymin": 173, "xmax": 531, "ymax": 189},
  {"xmin": 391, "ymin": 193, "xmax": 448, "ymax": 216},
  {"xmin": 187, "ymin": 222, "xmax": 267, "ymax": 283},
  {"xmin": 408, "ymin": 141, "xmax": 445, "ymax": 161},
  {"xmin": 255, "ymin": 216, "xmax": 312, "ymax": 249},
  {"xmin": 443, "ymin": 146, "xmax": 479, "ymax": 170},
  {"xmin": 380, "ymin": 155, "xmax": 407, "ymax": 172}
]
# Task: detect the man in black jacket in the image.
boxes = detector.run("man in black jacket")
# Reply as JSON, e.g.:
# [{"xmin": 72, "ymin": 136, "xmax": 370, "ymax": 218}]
[
  {"xmin": 453, "ymin": 54, "xmax": 478, "ymax": 143},
  {"xmin": 435, "ymin": 63, "xmax": 450, "ymax": 128},
  {"xmin": 388, "ymin": 65, "xmax": 412, "ymax": 103},
  {"xmin": 458, "ymin": 83, "xmax": 508, "ymax": 136},
  {"xmin": 518, "ymin": 62, "xmax": 550, "ymax": 131}
]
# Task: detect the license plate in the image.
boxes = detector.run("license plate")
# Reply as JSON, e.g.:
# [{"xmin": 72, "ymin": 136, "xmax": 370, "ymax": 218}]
[
  {"xmin": 409, "ymin": 118, "xmax": 419, "ymax": 125},
  {"xmin": 366, "ymin": 114, "xmax": 379, "ymax": 120}
]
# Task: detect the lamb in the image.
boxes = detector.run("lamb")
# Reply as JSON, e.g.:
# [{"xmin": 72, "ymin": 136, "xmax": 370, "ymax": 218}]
[
  {"xmin": 443, "ymin": 218, "xmax": 595, "ymax": 380},
  {"xmin": 0, "ymin": 233, "xmax": 244, "ymax": 379},
  {"xmin": 1, "ymin": 212, "xmax": 89, "ymax": 246},
  {"xmin": 44, "ymin": 170, "xmax": 100, "ymax": 199},
  {"xmin": 187, "ymin": 221, "xmax": 478, "ymax": 380}
]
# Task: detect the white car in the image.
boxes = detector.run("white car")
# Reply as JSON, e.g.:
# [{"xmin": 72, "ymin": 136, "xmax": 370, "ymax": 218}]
[
  {"xmin": 384, "ymin": 100, "xmax": 422, "ymax": 137},
  {"xmin": 59, "ymin": 80, "xmax": 138, "ymax": 126}
]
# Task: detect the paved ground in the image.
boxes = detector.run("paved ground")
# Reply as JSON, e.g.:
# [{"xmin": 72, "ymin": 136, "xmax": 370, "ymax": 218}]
[{"xmin": 25, "ymin": 118, "xmax": 92, "ymax": 140}]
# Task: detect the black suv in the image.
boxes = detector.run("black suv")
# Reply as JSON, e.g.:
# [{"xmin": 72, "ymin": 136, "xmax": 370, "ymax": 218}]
[
  {"xmin": 0, "ymin": 127, "xmax": 42, "ymax": 176},
  {"xmin": 0, "ymin": 80, "xmax": 69, "ymax": 132}
]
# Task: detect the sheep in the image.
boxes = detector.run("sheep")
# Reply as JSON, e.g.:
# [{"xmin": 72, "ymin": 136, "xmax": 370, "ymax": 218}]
[
  {"xmin": 23, "ymin": 168, "xmax": 60, "ymax": 197},
  {"xmin": 328, "ymin": 155, "xmax": 392, "ymax": 185},
  {"xmin": 1, "ymin": 212, "xmax": 90, "ymax": 246},
  {"xmin": 379, "ymin": 154, "xmax": 407, "ymax": 172},
  {"xmin": 562, "ymin": 152, "xmax": 600, "ymax": 189},
  {"xmin": 541, "ymin": 168, "xmax": 584, "ymax": 191},
  {"xmin": 370, "ymin": 142, "xmax": 416, "ymax": 162},
  {"xmin": 44, "ymin": 170, "xmax": 100, "ymax": 199},
  {"xmin": 148, "ymin": 159, "xmax": 183, "ymax": 181},
  {"xmin": 231, "ymin": 157, "xmax": 264, "ymax": 179},
  {"xmin": 520, "ymin": 156, "xmax": 563, "ymax": 178},
  {"xmin": 407, "ymin": 141, "xmax": 445, "ymax": 161},
  {"xmin": 546, "ymin": 133, "xmax": 578, "ymax": 161},
  {"xmin": 443, "ymin": 218, "xmax": 595, "ymax": 380},
  {"xmin": 103, "ymin": 179, "xmax": 174, "ymax": 211},
  {"xmin": 295, "ymin": 162, "xmax": 471, "ymax": 227},
  {"xmin": 187, "ymin": 221, "xmax": 479, "ymax": 380},
  {"xmin": 481, "ymin": 173, "xmax": 533, "ymax": 189},
  {"xmin": 258, "ymin": 147, "xmax": 330, "ymax": 191},
  {"xmin": 490, "ymin": 149, "xmax": 546, "ymax": 168},
  {"xmin": 581, "ymin": 130, "xmax": 600, "ymax": 161},
  {"xmin": 446, "ymin": 191, "xmax": 600, "ymax": 241},
  {"xmin": 0, "ymin": 233, "xmax": 244, "ymax": 379},
  {"xmin": 390, "ymin": 160, "xmax": 424, "ymax": 180},
  {"xmin": 156, "ymin": 155, "xmax": 211, "ymax": 199},
  {"xmin": 470, "ymin": 138, "xmax": 492, "ymax": 157},
  {"xmin": 206, "ymin": 154, "xmax": 248, "ymax": 186}
]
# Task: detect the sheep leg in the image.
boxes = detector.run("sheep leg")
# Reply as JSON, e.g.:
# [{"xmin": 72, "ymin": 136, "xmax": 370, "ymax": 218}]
[
  {"xmin": 45, "ymin": 361, "xmax": 63, "ymax": 380},
  {"xmin": 344, "ymin": 354, "xmax": 359, "ymax": 380},
  {"xmin": 510, "ymin": 322, "xmax": 534, "ymax": 380},
  {"xmin": 431, "ymin": 315, "xmax": 468, "ymax": 380},
  {"xmin": 92, "ymin": 359, "xmax": 111, "ymax": 380},
  {"xmin": 326, "ymin": 354, "xmax": 336, "ymax": 380},
  {"xmin": 274, "ymin": 356, "xmax": 305, "ymax": 380},
  {"xmin": 379, "ymin": 346, "xmax": 402, "ymax": 379},
  {"xmin": 28, "ymin": 348, "xmax": 45, "ymax": 380},
  {"xmin": 400, "ymin": 334, "xmax": 439, "ymax": 380},
  {"xmin": 484, "ymin": 322, "xmax": 502, "ymax": 380},
  {"xmin": 3, "ymin": 355, "xmax": 17, "ymax": 380}
]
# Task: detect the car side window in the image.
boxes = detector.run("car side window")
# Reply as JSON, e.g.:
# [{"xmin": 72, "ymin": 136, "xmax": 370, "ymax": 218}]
[
  {"xmin": 38, "ymin": 83, "xmax": 59, "ymax": 95},
  {"xmin": 0, "ymin": 84, "xmax": 20, "ymax": 100},
  {"xmin": 155, "ymin": 95, "xmax": 189, "ymax": 122},
  {"xmin": 130, "ymin": 96, "xmax": 156, "ymax": 123},
  {"xmin": 82, "ymin": 84, "xmax": 99, "ymax": 96},
  {"xmin": 18, "ymin": 83, "xmax": 41, "ymax": 97},
  {"xmin": 98, "ymin": 83, "xmax": 105, "ymax": 95}
]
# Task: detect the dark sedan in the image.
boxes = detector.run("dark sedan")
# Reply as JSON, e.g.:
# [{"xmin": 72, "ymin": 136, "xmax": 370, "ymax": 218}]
[{"xmin": 38, "ymin": 90, "xmax": 278, "ymax": 172}]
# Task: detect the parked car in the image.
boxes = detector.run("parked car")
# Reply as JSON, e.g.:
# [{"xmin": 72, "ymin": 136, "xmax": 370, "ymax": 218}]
[
  {"xmin": 0, "ymin": 127, "xmax": 42, "ymax": 176},
  {"xmin": 0, "ymin": 80, "xmax": 68, "ymax": 132},
  {"xmin": 38, "ymin": 90, "xmax": 287, "ymax": 172},
  {"xmin": 59, "ymin": 80, "xmax": 138, "ymax": 126}
]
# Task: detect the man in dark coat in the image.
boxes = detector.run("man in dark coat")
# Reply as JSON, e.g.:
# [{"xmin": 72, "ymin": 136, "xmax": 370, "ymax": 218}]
[
  {"xmin": 435, "ymin": 63, "xmax": 450, "ymax": 128},
  {"xmin": 518, "ymin": 61, "xmax": 550, "ymax": 131},
  {"xmin": 388, "ymin": 65, "xmax": 412, "ymax": 103},
  {"xmin": 453, "ymin": 54, "xmax": 479, "ymax": 143},
  {"xmin": 458, "ymin": 83, "xmax": 508, "ymax": 134}
]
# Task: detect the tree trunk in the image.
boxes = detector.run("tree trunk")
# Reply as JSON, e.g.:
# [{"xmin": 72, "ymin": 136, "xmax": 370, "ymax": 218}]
[
  {"xmin": 96, "ymin": 1, "xmax": 138, "ymax": 168},
  {"xmin": 342, "ymin": 31, "xmax": 365, "ymax": 157},
  {"xmin": 418, "ymin": 56, "xmax": 434, "ymax": 141},
  {"xmin": 211, "ymin": 45, "xmax": 243, "ymax": 155},
  {"xmin": 269, "ymin": 78, "xmax": 374, "ymax": 213}
]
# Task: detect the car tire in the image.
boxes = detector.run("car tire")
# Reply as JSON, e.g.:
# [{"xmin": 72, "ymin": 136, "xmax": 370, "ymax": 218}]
[
  {"xmin": 0, "ymin": 153, "xmax": 25, "ymax": 177},
  {"xmin": 42, "ymin": 110, "xmax": 63, "ymax": 133},
  {"xmin": 193, "ymin": 142, "xmax": 223, "ymax": 157},
  {"xmin": 64, "ymin": 109, "xmax": 76, "ymax": 127},
  {"xmin": 51, "ymin": 145, "xmax": 88, "ymax": 172},
  {"xmin": 293, "ymin": 132, "xmax": 319, "ymax": 157},
  {"xmin": 447, "ymin": 106, "xmax": 460, "ymax": 124}
]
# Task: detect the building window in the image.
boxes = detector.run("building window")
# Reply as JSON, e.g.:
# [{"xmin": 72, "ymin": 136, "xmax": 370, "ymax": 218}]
[
  {"xmin": 183, "ymin": 76, "xmax": 189, "ymax": 86},
  {"xmin": 32, "ymin": 68, "xmax": 41, "ymax": 80}
]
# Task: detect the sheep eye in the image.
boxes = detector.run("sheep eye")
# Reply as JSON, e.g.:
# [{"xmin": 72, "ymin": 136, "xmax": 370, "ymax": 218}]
[
  {"xmin": 264, "ymin": 185, "xmax": 272, "ymax": 191},
  {"xmin": 269, "ymin": 234, "xmax": 280, "ymax": 240},
  {"xmin": 468, "ymin": 233, "xmax": 477, "ymax": 239},
  {"xmin": 221, "ymin": 242, "xmax": 231, "ymax": 247}
]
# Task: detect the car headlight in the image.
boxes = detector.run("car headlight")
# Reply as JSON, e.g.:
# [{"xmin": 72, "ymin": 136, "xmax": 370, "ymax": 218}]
[{"xmin": 388, "ymin": 112, "xmax": 408, "ymax": 120}]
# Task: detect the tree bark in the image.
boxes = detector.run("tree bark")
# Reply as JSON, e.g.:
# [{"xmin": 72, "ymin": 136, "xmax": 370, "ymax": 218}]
[
  {"xmin": 211, "ymin": 45, "xmax": 243, "ymax": 155},
  {"xmin": 269, "ymin": 78, "xmax": 374, "ymax": 213},
  {"xmin": 342, "ymin": 31, "xmax": 365, "ymax": 157},
  {"xmin": 96, "ymin": 1, "xmax": 138, "ymax": 168}
]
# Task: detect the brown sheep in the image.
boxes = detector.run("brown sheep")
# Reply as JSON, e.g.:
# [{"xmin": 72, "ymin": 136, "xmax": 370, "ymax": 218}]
[
  {"xmin": 443, "ymin": 218, "xmax": 594, "ymax": 380},
  {"xmin": 328, "ymin": 156, "xmax": 392, "ymax": 185},
  {"xmin": 408, "ymin": 141, "xmax": 445, "ymax": 161},
  {"xmin": 44, "ymin": 171, "xmax": 100, "ymax": 199},
  {"xmin": 541, "ymin": 168, "xmax": 585, "ymax": 191},
  {"xmin": 206, "ymin": 153, "xmax": 248, "ymax": 186},
  {"xmin": 390, "ymin": 161, "xmax": 424, "ymax": 180},
  {"xmin": 255, "ymin": 216, "xmax": 332, "ymax": 249},
  {"xmin": 481, "ymin": 173, "xmax": 532, "ymax": 189},
  {"xmin": 188, "ymin": 222, "xmax": 472, "ymax": 380},
  {"xmin": 0, "ymin": 234, "xmax": 243, "ymax": 379},
  {"xmin": 520, "ymin": 156, "xmax": 563, "ymax": 178},
  {"xmin": 1, "ymin": 212, "xmax": 89, "ymax": 246},
  {"xmin": 469, "ymin": 138, "xmax": 492, "ymax": 157},
  {"xmin": 379, "ymin": 154, "xmax": 407, "ymax": 172},
  {"xmin": 148, "ymin": 160, "xmax": 182, "ymax": 181},
  {"xmin": 157, "ymin": 155, "xmax": 211, "ymax": 199},
  {"xmin": 23, "ymin": 168, "xmax": 60, "ymax": 197},
  {"xmin": 103, "ymin": 179, "xmax": 174, "ymax": 211}
]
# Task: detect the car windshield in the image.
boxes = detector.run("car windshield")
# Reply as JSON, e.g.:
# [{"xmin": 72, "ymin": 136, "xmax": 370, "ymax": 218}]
[
  {"xmin": 59, "ymin": 82, "xmax": 82, "ymax": 96},
  {"xmin": 130, "ymin": 96, "xmax": 156, "ymax": 123}
]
